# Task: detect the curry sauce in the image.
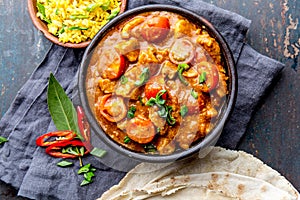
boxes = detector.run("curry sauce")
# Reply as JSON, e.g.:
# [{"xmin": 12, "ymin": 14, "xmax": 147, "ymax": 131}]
[{"xmin": 86, "ymin": 11, "xmax": 228, "ymax": 155}]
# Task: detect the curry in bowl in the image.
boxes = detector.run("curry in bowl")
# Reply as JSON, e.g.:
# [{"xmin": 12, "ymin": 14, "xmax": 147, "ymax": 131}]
[{"xmin": 84, "ymin": 10, "xmax": 230, "ymax": 156}]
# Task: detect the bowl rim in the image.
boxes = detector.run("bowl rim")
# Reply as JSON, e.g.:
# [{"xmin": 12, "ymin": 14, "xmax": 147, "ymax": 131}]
[
  {"xmin": 27, "ymin": 0, "xmax": 128, "ymax": 48},
  {"xmin": 78, "ymin": 4, "xmax": 237, "ymax": 163}
]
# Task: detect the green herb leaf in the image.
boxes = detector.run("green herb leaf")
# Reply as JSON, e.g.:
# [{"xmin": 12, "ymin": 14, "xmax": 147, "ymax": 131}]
[
  {"xmin": 145, "ymin": 97, "xmax": 156, "ymax": 107},
  {"xmin": 78, "ymin": 163, "xmax": 91, "ymax": 174},
  {"xmin": 79, "ymin": 163, "xmax": 96, "ymax": 186},
  {"xmin": 155, "ymin": 90, "xmax": 166, "ymax": 105},
  {"xmin": 70, "ymin": 15, "xmax": 89, "ymax": 20},
  {"xmin": 124, "ymin": 136, "xmax": 131, "ymax": 144},
  {"xmin": 65, "ymin": 146, "xmax": 80, "ymax": 156},
  {"xmin": 135, "ymin": 68, "xmax": 150, "ymax": 86},
  {"xmin": 107, "ymin": 6, "xmax": 120, "ymax": 20},
  {"xmin": 47, "ymin": 73, "xmax": 83, "ymax": 141},
  {"xmin": 86, "ymin": 3, "xmax": 99, "ymax": 12},
  {"xmin": 157, "ymin": 106, "xmax": 168, "ymax": 118},
  {"xmin": 84, "ymin": 171, "xmax": 95, "ymax": 182},
  {"xmin": 191, "ymin": 89, "xmax": 198, "ymax": 99},
  {"xmin": 178, "ymin": 63, "xmax": 190, "ymax": 70},
  {"xmin": 87, "ymin": 0, "xmax": 110, "ymax": 12},
  {"xmin": 145, "ymin": 90, "xmax": 166, "ymax": 107},
  {"xmin": 36, "ymin": 2, "xmax": 46, "ymax": 16},
  {"xmin": 0, "ymin": 136, "xmax": 8, "ymax": 145},
  {"xmin": 80, "ymin": 179, "xmax": 91, "ymax": 186},
  {"xmin": 177, "ymin": 64, "xmax": 190, "ymax": 86},
  {"xmin": 145, "ymin": 91, "xmax": 176, "ymax": 125},
  {"xmin": 58, "ymin": 25, "xmax": 66, "ymax": 35},
  {"xmin": 127, "ymin": 106, "xmax": 136, "ymax": 119},
  {"xmin": 155, "ymin": 97, "xmax": 166, "ymax": 106},
  {"xmin": 62, "ymin": 147, "xmax": 67, "ymax": 154},
  {"xmin": 144, "ymin": 144, "xmax": 157, "ymax": 153},
  {"xmin": 180, "ymin": 105, "xmax": 189, "ymax": 117},
  {"xmin": 199, "ymin": 71, "xmax": 207, "ymax": 84},
  {"xmin": 90, "ymin": 167, "xmax": 97, "ymax": 172},
  {"xmin": 90, "ymin": 147, "xmax": 107, "ymax": 158},
  {"xmin": 79, "ymin": 147, "xmax": 85, "ymax": 156},
  {"xmin": 166, "ymin": 106, "xmax": 176, "ymax": 125},
  {"xmin": 120, "ymin": 75, "xmax": 128, "ymax": 84},
  {"xmin": 138, "ymin": 96, "xmax": 144, "ymax": 106},
  {"xmin": 57, "ymin": 160, "xmax": 73, "ymax": 167},
  {"xmin": 68, "ymin": 26, "xmax": 89, "ymax": 31},
  {"xmin": 36, "ymin": 2, "xmax": 51, "ymax": 24},
  {"xmin": 101, "ymin": 0, "xmax": 111, "ymax": 11}
]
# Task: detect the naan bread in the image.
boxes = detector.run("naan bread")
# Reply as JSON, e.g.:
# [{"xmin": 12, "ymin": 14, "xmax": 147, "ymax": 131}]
[{"xmin": 99, "ymin": 147, "xmax": 299, "ymax": 200}]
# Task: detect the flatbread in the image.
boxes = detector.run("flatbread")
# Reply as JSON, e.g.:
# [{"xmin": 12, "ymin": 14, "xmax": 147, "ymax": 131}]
[
  {"xmin": 117, "ymin": 173, "xmax": 295, "ymax": 199},
  {"xmin": 99, "ymin": 147, "xmax": 299, "ymax": 200}
]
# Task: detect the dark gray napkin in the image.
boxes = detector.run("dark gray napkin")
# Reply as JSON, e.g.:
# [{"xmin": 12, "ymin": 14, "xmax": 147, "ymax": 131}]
[{"xmin": 0, "ymin": 0, "xmax": 284, "ymax": 199}]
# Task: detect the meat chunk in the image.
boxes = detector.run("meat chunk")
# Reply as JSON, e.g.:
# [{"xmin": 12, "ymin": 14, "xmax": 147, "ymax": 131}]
[
  {"xmin": 115, "ymin": 65, "xmax": 146, "ymax": 99},
  {"xmin": 174, "ymin": 19, "xmax": 193, "ymax": 38},
  {"xmin": 138, "ymin": 46, "xmax": 159, "ymax": 65},
  {"xmin": 114, "ymin": 38, "xmax": 140, "ymax": 62},
  {"xmin": 155, "ymin": 48, "xmax": 169, "ymax": 63},
  {"xmin": 148, "ymin": 106, "xmax": 166, "ymax": 130},
  {"xmin": 161, "ymin": 61, "xmax": 177, "ymax": 79},
  {"xmin": 156, "ymin": 137, "xmax": 175, "ymax": 155},
  {"xmin": 197, "ymin": 32, "xmax": 221, "ymax": 64},
  {"xmin": 98, "ymin": 78, "xmax": 116, "ymax": 93},
  {"xmin": 121, "ymin": 16, "xmax": 145, "ymax": 39},
  {"xmin": 176, "ymin": 115, "xmax": 199, "ymax": 149}
]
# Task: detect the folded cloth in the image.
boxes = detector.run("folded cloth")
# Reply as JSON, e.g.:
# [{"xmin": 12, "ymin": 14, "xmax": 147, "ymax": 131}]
[{"xmin": 0, "ymin": 0, "xmax": 284, "ymax": 199}]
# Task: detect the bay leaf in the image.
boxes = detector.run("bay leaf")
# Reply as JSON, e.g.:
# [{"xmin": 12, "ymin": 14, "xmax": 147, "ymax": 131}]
[{"xmin": 47, "ymin": 73, "xmax": 83, "ymax": 140}]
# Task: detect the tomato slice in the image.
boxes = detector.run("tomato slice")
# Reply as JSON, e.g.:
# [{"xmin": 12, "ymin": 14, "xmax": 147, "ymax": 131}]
[
  {"xmin": 97, "ymin": 94, "xmax": 127, "ymax": 122},
  {"xmin": 169, "ymin": 38, "xmax": 195, "ymax": 64},
  {"xmin": 144, "ymin": 75, "xmax": 167, "ymax": 100},
  {"xmin": 141, "ymin": 16, "xmax": 170, "ymax": 43},
  {"xmin": 36, "ymin": 130, "xmax": 76, "ymax": 147},
  {"xmin": 102, "ymin": 54, "xmax": 127, "ymax": 80},
  {"xmin": 126, "ymin": 117, "xmax": 156, "ymax": 144},
  {"xmin": 195, "ymin": 61, "xmax": 219, "ymax": 92}
]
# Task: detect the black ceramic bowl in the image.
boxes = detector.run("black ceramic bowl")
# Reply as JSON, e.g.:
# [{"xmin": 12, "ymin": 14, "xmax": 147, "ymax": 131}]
[{"xmin": 78, "ymin": 5, "xmax": 237, "ymax": 163}]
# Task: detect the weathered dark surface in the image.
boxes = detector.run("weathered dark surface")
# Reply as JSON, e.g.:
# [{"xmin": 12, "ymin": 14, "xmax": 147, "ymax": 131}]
[
  {"xmin": 0, "ymin": 0, "xmax": 299, "ymax": 199},
  {"xmin": 202, "ymin": 0, "xmax": 300, "ymax": 193}
]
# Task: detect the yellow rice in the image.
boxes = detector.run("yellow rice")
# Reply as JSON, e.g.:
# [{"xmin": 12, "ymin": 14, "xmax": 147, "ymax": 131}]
[{"xmin": 36, "ymin": 0, "xmax": 122, "ymax": 43}]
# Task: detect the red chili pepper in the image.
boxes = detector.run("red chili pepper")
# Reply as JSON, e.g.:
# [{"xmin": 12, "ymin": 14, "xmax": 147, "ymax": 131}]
[
  {"xmin": 36, "ymin": 130, "xmax": 76, "ymax": 147},
  {"xmin": 45, "ymin": 140, "xmax": 89, "ymax": 159},
  {"xmin": 77, "ymin": 106, "xmax": 93, "ymax": 151}
]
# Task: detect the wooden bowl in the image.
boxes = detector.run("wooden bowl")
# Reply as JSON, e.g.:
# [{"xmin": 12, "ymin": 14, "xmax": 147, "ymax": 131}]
[{"xmin": 27, "ymin": 0, "xmax": 127, "ymax": 48}]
